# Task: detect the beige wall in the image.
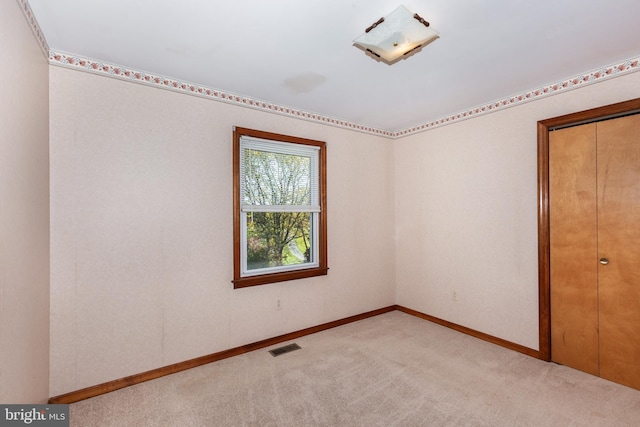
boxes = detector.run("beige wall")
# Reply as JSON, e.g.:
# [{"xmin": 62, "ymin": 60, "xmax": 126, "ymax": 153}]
[
  {"xmin": 0, "ymin": 1, "xmax": 50, "ymax": 403},
  {"xmin": 49, "ymin": 67, "xmax": 396, "ymax": 396},
  {"xmin": 394, "ymin": 71, "xmax": 640, "ymax": 349}
]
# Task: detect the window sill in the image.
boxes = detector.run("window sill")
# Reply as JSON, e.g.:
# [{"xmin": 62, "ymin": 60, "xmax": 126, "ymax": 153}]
[{"xmin": 233, "ymin": 267, "xmax": 329, "ymax": 289}]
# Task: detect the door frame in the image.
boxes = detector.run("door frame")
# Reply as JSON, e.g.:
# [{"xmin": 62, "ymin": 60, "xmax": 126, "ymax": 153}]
[{"xmin": 537, "ymin": 97, "xmax": 640, "ymax": 361}]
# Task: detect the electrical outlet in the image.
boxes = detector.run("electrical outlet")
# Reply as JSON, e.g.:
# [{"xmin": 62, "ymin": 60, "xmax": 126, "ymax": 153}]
[{"xmin": 276, "ymin": 299, "xmax": 282, "ymax": 310}]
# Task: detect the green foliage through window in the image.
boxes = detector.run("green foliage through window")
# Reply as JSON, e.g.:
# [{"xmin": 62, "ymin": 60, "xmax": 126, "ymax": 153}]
[{"xmin": 242, "ymin": 148, "xmax": 315, "ymax": 271}]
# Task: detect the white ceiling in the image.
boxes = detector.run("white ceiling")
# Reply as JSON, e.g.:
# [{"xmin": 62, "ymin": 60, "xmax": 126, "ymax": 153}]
[{"xmin": 27, "ymin": 0, "xmax": 640, "ymax": 133}]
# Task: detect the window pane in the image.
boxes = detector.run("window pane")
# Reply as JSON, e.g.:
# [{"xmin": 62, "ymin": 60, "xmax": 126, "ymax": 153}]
[
  {"xmin": 246, "ymin": 211, "xmax": 312, "ymax": 270},
  {"xmin": 243, "ymin": 149, "xmax": 311, "ymax": 207}
]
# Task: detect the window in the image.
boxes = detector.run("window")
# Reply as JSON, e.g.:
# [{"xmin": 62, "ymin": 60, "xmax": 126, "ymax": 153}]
[{"xmin": 233, "ymin": 127, "xmax": 327, "ymax": 288}]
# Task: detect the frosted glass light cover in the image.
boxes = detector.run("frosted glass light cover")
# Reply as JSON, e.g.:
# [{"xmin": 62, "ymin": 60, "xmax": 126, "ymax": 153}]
[{"xmin": 353, "ymin": 5, "xmax": 439, "ymax": 63}]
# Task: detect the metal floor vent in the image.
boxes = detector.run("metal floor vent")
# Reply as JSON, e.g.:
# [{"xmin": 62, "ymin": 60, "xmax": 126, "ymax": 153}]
[{"xmin": 269, "ymin": 343, "xmax": 301, "ymax": 357}]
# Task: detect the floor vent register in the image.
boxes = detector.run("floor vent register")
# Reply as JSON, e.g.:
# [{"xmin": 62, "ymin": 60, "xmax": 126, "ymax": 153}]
[{"xmin": 269, "ymin": 343, "xmax": 302, "ymax": 357}]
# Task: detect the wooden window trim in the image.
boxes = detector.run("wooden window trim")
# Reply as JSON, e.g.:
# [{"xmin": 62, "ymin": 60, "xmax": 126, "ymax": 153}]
[{"xmin": 232, "ymin": 127, "xmax": 328, "ymax": 288}]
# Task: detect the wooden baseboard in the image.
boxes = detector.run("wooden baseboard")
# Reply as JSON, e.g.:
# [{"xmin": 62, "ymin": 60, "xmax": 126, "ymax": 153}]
[
  {"xmin": 49, "ymin": 304, "xmax": 539, "ymax": 404},
  {"xmin": 48, "ymin": 305, "xmax": 396, "ymax": 404},
  {"xmin": 394, "ymin": 305, "xmax": 540, "ymax": 359}
]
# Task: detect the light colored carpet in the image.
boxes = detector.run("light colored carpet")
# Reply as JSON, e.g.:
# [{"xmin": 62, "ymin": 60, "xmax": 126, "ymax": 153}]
[{"xmin": 69, "ymin": 311, "xmax": 640, "ymax": 426}]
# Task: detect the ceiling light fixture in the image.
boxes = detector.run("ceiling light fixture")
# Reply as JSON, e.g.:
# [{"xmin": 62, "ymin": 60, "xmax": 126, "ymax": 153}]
[{"xmin": 353, "ymin": 5, "xmax": 439, "ymax": 64}]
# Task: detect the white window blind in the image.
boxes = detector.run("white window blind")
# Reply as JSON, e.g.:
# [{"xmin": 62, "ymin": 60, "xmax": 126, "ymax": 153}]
[{"xmin": 240, "ymin": 136, "xmax": 320, "ymax": 213}]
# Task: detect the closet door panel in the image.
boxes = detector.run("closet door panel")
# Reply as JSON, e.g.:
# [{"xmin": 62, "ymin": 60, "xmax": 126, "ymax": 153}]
[
  {"xmin": 549, "ymin": 124, "xmax": 599, "ymax": 375},
  {"xmin": 597, "ymin": 114, "xmax": 640, "ymax": 390}
]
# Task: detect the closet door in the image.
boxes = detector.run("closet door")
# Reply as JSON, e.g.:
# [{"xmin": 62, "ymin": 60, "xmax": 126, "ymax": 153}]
[
  {"xmin": 597, "ymin": 114, "xmax": 640, "ymax": 390},
  {"xmin": 549, "ymin": 123, "xmax": 599, "ymax": 376}
]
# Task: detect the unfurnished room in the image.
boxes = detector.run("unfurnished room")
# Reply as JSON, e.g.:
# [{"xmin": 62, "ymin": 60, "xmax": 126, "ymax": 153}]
[{"xmin": 2, "ymin": 1, "xmax": 640, "ymax": 425}]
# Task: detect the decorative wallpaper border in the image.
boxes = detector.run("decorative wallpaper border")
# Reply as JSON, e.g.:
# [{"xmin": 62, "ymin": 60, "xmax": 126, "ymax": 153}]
[
  {"xmin": 18, "ymin": 1, "xmax": 640, "ymax": 139},
  {"xmin": 394, "ymin": 56, "xmax": 640, "ymax": 138},
  {"xmin": 48, "ymin": 51, "xmax": 640, "ymax": 139},
  {"xmin": 48, "ymin": 50, "xmax": 393, "ymax": 138},
  {"xmin": 17, "ymin": 0, "xmax": 49, "ymax": 56}
]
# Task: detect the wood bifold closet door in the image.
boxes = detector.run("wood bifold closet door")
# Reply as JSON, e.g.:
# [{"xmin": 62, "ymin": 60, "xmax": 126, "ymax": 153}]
[{"xmin": 549, "ymin": 113, "xmax": 640, "ymax": 390}]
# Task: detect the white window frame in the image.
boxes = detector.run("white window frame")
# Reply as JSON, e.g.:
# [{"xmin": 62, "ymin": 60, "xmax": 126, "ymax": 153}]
[{"xmin": 239, "ymin": 137, "xmax": 320, "ymax": 277}]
